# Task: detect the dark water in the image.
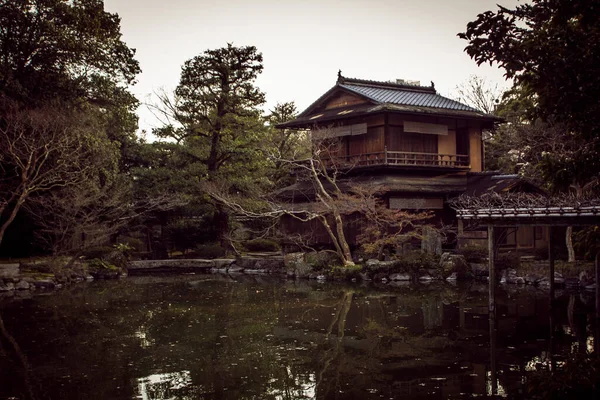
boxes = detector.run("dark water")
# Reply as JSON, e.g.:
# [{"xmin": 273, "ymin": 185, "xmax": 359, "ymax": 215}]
[{"xmin": 0, "ymin": 275, "xmax": 596, "ymax": 400}]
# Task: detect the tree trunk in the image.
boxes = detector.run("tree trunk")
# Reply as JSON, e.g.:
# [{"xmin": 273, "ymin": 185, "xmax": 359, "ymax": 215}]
[
  {"xmin": 332, "ymin": 211, "xmax": 354, "ymax": 266},
  {"xmin": 0, "ymin": 195, "xmax": 27, "ymax": 248},
  {"xmin": 566, "ymin": 226, "xmax": 575, "ymax": 262},
  {"xmin": 213, "ymin": 206, "xmax": 230, "ymax": 251}
]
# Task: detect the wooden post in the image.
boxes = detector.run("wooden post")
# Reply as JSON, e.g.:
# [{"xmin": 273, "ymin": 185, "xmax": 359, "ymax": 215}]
[
  {"xmin": 384, "ymin": 145, "xmax": 388, "ymax": 165},
  {"xmin": 488, "ymin": 225, "xmax": 496, "ymax": 316},
  {"xmin": 548, "ymin": 226, "xmax": 555, "ymax": 305},
  {"xmin": 596, "ymin": 251, "xmax": 600, "ymax": 320},
  {"xmin": 594, "ymin": 249, "xmax": 600, "ymax": 358},
  {"xmin": 488, "ymin": 224, "xmax": 497, "ymax": 395}
]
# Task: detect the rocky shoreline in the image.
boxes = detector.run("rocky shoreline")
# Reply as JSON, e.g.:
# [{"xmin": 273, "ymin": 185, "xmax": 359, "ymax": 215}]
[{"xmin": 1, "ymin": 251, "xmax": 596, "ymax": 295}]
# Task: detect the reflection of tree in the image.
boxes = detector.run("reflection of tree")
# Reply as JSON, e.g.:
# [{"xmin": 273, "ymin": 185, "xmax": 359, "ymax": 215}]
[
  {"xmin": 317, "ymin": 290, "xmax": 354, "ymax": 397},
  {"xmin": 0, "ymin": 312, "xmax": 37, "ymax": 400}
]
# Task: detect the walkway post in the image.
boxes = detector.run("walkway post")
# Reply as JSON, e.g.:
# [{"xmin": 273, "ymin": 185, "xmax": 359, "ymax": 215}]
[
  {"xmin": 548, "ymin": 226, "xmax": 555, "ymax": 305},
  {"xmin": 594, "ymin": 249, "xmax": 600, "ymax": 358},
  {"xmin": 488, "ymin": 225, "xmax": 496, "ymax": 316},
  {"xmin": 596, "ymin": 251, "xmax": 599, "ymax": 320},
  {"xmin": 488, "ymin": 224, "xmax": 497, "ymax": 394}
]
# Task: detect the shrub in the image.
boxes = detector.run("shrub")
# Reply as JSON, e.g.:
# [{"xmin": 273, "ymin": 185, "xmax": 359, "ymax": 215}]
[
  {"xmin": 327, "ymin": 263, "xmax": 363, "ymax": 280},
  {"xmin": 244, "ymin": 238, "xmax": 281, "ymax": 252},
  {"xmin": 80, "ymin": 246, "xmax": 114, "ymax": 260},
  {"xmin": 496, "ymin": 252, "xmax": 520, "ymax": 270},
  {"xmin": 457, "ymin": 244, "xmax": 488, "ymax": 263},
  {"xmin": 526, "ymin": 352, "xmax": 600, "ymax": 400},
  {"xmin": 194, "ymin": 243, "xmax": 227, "ymax": 259},
  {"xmin": 384, "ymin": 250, "xmax": 439, "ymax": 274}
]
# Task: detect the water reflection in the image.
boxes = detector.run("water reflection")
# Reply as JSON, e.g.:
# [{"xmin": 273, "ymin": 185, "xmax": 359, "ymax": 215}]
[{"xmin": 0, "ymin": 275, "xmax": 596, "ymax": 399}]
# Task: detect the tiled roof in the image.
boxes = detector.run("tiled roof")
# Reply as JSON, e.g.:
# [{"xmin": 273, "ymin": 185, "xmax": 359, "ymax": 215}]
[
  {"xmin": 340, "ymin": 83, "xmax": 479, "ymax": 112},
  {"xmin": 277, "ymin": 73, "xmax": 500, "ymax": 128}
]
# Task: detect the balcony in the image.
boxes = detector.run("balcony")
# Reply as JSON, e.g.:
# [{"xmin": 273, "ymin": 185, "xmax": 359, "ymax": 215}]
[{"xmin": 324, "ymin": 149, "xmax": 470, "ymax": 169}]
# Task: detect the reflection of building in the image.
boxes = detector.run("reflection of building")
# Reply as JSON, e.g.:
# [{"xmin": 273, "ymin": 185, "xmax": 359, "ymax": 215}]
[{"xmin": 272, "ymin": 286, "xmax": 560, "ymax": 399}]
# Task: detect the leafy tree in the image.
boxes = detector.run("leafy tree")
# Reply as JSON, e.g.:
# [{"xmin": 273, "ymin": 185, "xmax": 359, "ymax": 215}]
[
  {"xmin": 459, "ymin": 0, "xmax": 600, "ymax": 189},
  {"xmin": 460, "ymin": 0, "xmax": 600, "ymax": 261},
  {"xmin": 0, "ymin": 101, "xmax": 119, "ymax": 247},
  {"xmin": 0, "ymin": 0, "xmax": 143, "ymax": 254},
  {"xmin": 150, "ymin": 44, "xmax": 271, "ymax": 250},
  {"xmin": 265, "ymin": 101, "xmax": 311, "ymax": 187},
  {"xmin": 0, "ymin": 0, "xmax": 139, "ymax": 105}
]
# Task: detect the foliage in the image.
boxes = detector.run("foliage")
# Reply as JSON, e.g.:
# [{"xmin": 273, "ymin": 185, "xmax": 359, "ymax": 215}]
[
  {"xmin": 526, "ymin": 351, "xmax": 600, "ymax": 400},
  {"xmin": 264, "ymin": 101, "xmax": 310, "ymax": 187},
  {"xmin": 392, "ymin": 251, "xmax": 439, "ymax": 273},
  {"xmin": 0, "ymin": 0, "xmax": 146, "ymax": 255},
  {"xmin": 356, "ymin": 191, "xmax": 432, "ymax": 261},
  {"xmin": 244, "ymin": 238, "xmax": 281, "ymax": 252},
  {"xmin": 453, "ymin": 75, "xmax": 503, "ymax": 115},
  {"xmin": 80, "ymin": 244, "xmax": 129, "ymax": 270},
  {"xmin": 0, "ymin": 0, "xmax": 140, "ymax": 104},
  {"xmin": 193, "ymin": 243, "xmax": 227, "ymax": 259},
  {"xmin": 147, "ymin": 44, "xmax": 272, "ymax": 251},
  {"xmin": 457, "ymin": 244, "xmax": 488, "ymax": 263},
  {"xmin": 460, "ymin": 0, "xmax": 600, "ymax": 189},
  {"xmin": 573, "ymin": 225, "xmax": 600, "ymax": 260},
  {"xmin": 326, "ymin": 263, "xmax": 363, "ymax": 281},
  {"xmin": 496, "ymin": 253, "xmax": 520, "ymax": 271},
  {"xmin": 0, "ymin": 101, "xmax": 121, "ymax": 247}
]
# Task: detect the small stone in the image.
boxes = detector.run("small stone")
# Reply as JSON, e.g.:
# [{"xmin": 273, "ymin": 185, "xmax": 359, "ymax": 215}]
[
  {"xmin": 0, "ymin": 263, "xmax": 20, "ymax": 279},
  {"xmin": 31, "ymin": 280, "xmax": 56, "ymax": 289},
  {"xmin": 446, "ymin": 272, "xmax": 458, "ymax": 281},
  {"xmin": 389, "ymin": 273, "xmax": 411, "ymax": 281},
  {"xmin": 359, "ymin": 272, "xmax": 372, "ymax": 281},
  {"xmin": 316, "ymin": 275, "xmax": 327, "ymax": 281},
  {"xmin": 0, "ymin": 281, "xmax": 15, "ymax": 292},
  {"xmin": 85, "ymin": 275, "xmax": 94, "ymax": 281},
  {"xmin": 15, "ymin": 280, "xmax": 30, "ymax": 290}
]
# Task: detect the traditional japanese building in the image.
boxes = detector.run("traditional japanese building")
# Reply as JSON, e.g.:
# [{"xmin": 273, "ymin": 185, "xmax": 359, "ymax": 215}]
[{"xmin": 277, "ymin": 73, "xmax": 543, "ymax": 252}]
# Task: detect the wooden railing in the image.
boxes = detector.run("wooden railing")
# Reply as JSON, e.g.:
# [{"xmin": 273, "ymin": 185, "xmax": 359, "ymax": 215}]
[{"xmin": 324, "ymin": 148, "xmax": 470, "ymax": 169}]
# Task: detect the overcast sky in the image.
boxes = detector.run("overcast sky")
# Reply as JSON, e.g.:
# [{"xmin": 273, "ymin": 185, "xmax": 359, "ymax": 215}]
[{"xmin": 103, "ymin": 0, "xmax": 520, "ymax": 136}]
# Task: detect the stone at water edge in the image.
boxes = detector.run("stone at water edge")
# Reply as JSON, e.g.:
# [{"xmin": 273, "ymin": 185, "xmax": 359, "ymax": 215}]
[
  {"xmin": 469, "ymin": 263, "xmax": 488, "ymax": 277},
  {"xmin": 15, "ymin": 280, "xmax": 30, "ymax": 290},
  {"xmin": 0, "ymin": 281, "xmax": 15, "ymax": 291},
  {"xmin": 389, "ymin": 273, "xmax": 411, "ymax": 281},
  {"xmin": 446, "ymin": 272, "xmax": 458, "ymax": 281},
  {"xmin": 0, "ymin": 264, "xmax": 19, "ymax": 279}
]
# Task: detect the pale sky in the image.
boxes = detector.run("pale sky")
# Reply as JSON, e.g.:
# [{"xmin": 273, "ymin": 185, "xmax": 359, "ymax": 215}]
[{"xmin": 103, "ymin": 0, "xmax": 520, "ymax": 136}]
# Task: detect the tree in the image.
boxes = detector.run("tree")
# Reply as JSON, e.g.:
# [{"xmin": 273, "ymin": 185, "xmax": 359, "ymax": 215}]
[
  {"xmin": 174, "ymin": 43, "xmax": 266, "ymax": 174},
  {"xmin": 150, "ymin": 44, "xmax": 270, "ymax": 250},
  {"xmin": 0, "ymin": 0, "xmax": 140, "ymax": 105},
  {"xmin": 0, "ymin": 1, "xmax": 143, "ymax": 255},
  {"xmin": 459, "ymin": 0, "xmax": 600, "ymax": 186},
  {"xmin": 208, "ymin": 130, "xmax": 435, "ymax": 267},
  {"xmin": 264, "ymin": 102, "xmax": 310, "ymax": 187},
  {"xmin": 0, "ymin": 101, "xmax": 119, "ymax": 247},
  {"xmin": 454, "ymin": 75, "xmax": 503, "ymax": 115},
  {"xmin": 460, "ymin": 1, "xmax": 600, "ymax": 261}
]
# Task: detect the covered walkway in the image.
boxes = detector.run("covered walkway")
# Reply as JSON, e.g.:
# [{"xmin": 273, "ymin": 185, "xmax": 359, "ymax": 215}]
[{"xmin": 453, "ymin": 197, "xmax": 600, "ymax": 394}]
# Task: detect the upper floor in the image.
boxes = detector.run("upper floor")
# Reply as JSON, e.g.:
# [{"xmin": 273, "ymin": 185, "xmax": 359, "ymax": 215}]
[{"xmin": 278, "ymin": 73, "xmax": 500, "ymax": 174}]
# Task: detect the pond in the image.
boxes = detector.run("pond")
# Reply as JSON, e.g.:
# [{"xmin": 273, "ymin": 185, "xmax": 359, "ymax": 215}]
[{"xmin": 0, "ymin": 275, "xmax": 596, "ymax": 399}]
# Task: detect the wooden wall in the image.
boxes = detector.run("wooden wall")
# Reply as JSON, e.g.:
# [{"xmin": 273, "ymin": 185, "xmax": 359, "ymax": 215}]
[
  {"xmin": 323, "ymin": 92, "xmax": 367, "ymax": 110},
  {"xmin": 468, "ymin": 126, "xmax": 482, "ymax": 172},
  {"xmin": 315, "ymin": 112, "xmax": 484, "ymax": 165}
]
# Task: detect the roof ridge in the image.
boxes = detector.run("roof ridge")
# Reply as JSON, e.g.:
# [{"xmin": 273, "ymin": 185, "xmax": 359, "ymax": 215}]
[{"xmin": 337, "ymin": 72, "xmax": 436, "ymax": 94}]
